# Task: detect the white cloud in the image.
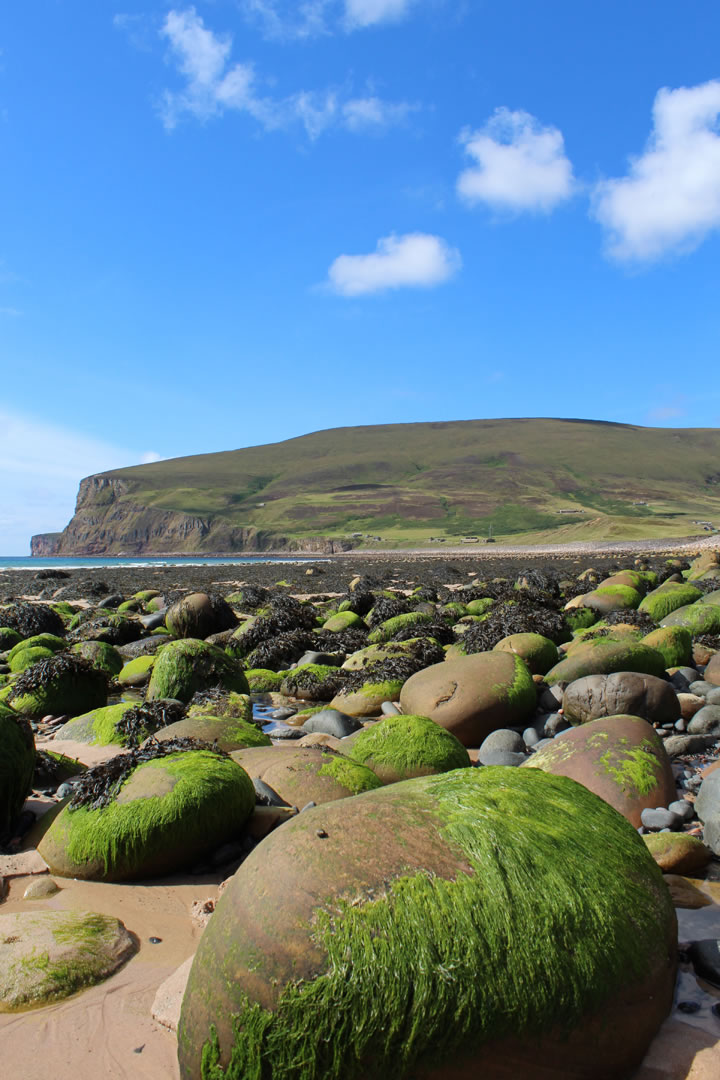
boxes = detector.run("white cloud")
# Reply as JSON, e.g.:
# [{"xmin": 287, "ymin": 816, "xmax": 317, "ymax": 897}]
[
  {"xmin": 241, "ymin": 0, "xmax": 332, "ymax": 40},
  {"xmin": 0, "ymin": 408, "xmax": 162, "ymax": 554},
  {"xmin": 327, "ymin": 232, "xmax": 461, "ymax": 296},
  {"xmin": 344, "ymin": 0, "xmax": 414, "ymax": 28},
  {"xmin": 592, "ymin": 80, "xmax": 720, "ymax": 261},
  {"xmin": 457, "ymin": 107, "xmax": 576, "ymax": 213},
  {"xmin": 160, "ymin": 7, "xmax": 413, "ymax": 137}
]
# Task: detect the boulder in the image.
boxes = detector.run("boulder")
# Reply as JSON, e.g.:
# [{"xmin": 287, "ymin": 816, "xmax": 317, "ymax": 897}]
[
  {"xmin": 543, "ymin": 640, "xmax": 667, "ymax": 686},
  {"xmin": 346, "ymin": 713, "xmax": 471, "ymax": 783},
  {"xmin": 642, "ymin": 832, "xmax": 712, "ymax": 874},
  {"xmin": 231, "ymin": 745, "xmax": 381, "ymax": 806},
  {"xmin": 0, "ymin": 709, "xmax": 35, "ymax": 840},
  {"xmin": 640, "ymin": 626, "xmax": 692, "ymax": 669},
  {"xmin": 523, "ymin": 715, "xmax": 675, "ymax": 827},
  {"xmin": 165, "ymin": 592, "xmax": 237, "ymax": 639},
  {"xmin": 6, "ymin": 653, "xmax": 107, "ymax": 719},
  {"xmin": 178, "ymin": 768, "xmax": 676, "ymax": 1080},
  {"xmin": 71, "ymin": 639, "xmax": 124, "ymax": 677},
  {"xmin": 561, "ymin": 672, "xmax": 680, "ymax": 727},
  {"xmin": 0, "ymin": 910, "xmax": 136, "ymax": 1010},
  {"xmin": 150, "ymin": 714, "xmax": 271, "ymax": 752},
  {"xmin": 705, "ymin": 651, "xmax": 720, "ymax": 686},
  {"xmin": 146, "ymin": 639, "xmax": 249, "ymax": 703},
  {"xmin": 638, "ymin": 581, "xmax": 703, "ymax": 621},
  {"xmin": 329, "ymin": 678, "xmax": 404, "ymax": 718},
  {"xmin": 661, "ymin": 602, "xmax": 720, "ymax": 635},
  {"xmin": 492, "ymin": 632, "xmax": 559, "ymax": 675},
  {"xmin": 37, "ymin": 748, "xmax": 255, "ymax": 881},
  {"xmin": 399, "ymin": 651, "xmax": 536, "ymax": 747}
]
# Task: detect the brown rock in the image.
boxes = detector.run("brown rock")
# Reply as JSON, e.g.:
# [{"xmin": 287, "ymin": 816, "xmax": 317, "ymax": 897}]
[
  {"xmin": 705, "ymin": 651, "xmax": 720, "ymax": 686},
  {"xmin": 562, "ymin": 672, "xmax": 680, "ymax": 727},
  {"xmin": 643, "ymin": 833, "xmax": 712, "ymax": 875},
  {"xmin": 230, "ymin": 745, "xmax": 381, "ymax": 806}
]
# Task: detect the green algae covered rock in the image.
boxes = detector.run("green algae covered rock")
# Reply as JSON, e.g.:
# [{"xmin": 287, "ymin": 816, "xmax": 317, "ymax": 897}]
[
  {"xmin": 368, "ymin": 611, "xmax": 434, "ymax": 644},
  {"xmin": 37, "ymin": 748, "xmax": 255, "ymax": 881},
  {"xmin": 54, "ymin": 702, "xmax": 165, "ymax": 748},
  {"xmin": 0, "ymin": 627, "xmax": 22, "ymax": 650},
  {"xmin": 150, "ymin": 714, "xmax": 271, "ymax": 752},
  {"xmin": 543, "ymin": 639, "xmax": 667, "ymax": 686},
  {"xmin": 8, "ymin": 645, "xmax": 56, "ymax": 673},
  {"xmin": 71, "ymin": 639, "xmax": 124, "ymax": 677},
  {"xmin": 523, "ymin": 715, "xmax": 675, "ymax": 828},
  {"xmin": 322, "ymin": 610, "xmax": 365, "ymax": 632},
  {"xmin": 399, "ymin": 651, "xmax": 536, "ymax": 746},
  {"xmin": 7, "ymin": 653, "xmax": 108, "ymax": 719},
  {"xmin": 575, "ymin": 584, "xmax": 642, "ymax": 615},
  {"xmin": 0, "ymin": 910, "xmax": 136, "ymax": 1011},
  {"xmin": 243, "ymin": 668, "xmax": 286, "ymax": 692},
  {"xmin": 329, "ymin": 678, "xmax": 404, "ymax": 718},
  {"xmin": 641, "ymin": 626, "xmax": 692, "ymax": 668},
  {"xmin": 281, "ymin": 664, "xmax": 344, "ymax": 702},
  {"xmin": 0, "ymin": 710, "xmax": 35, "ymax": 839},
  {"xmin": 146, "ymin": 639, "xmax": 249, "ymax": 703},
  {"xmin": 7, "ymin": 634, "xmax": 66, "ymax": 662},
  {"xmin": 178, "ymin": 767, "xmax": 676, "ymax": 1080},
  {"xmin": 660, "ymin": 602, "xmax": 720, "ymax": 635},
  {"xmin": 117, "ymin": 653, "xmax": 156, "ymax": 687},
  {"xmin": 492, "ymin": 631, "xmax": 558, "ymax": 675},
  {"xmin": 231, "ymin": 745, "xmax": 382, "ymax": 806},
  {"xmin": 346, "ymin": 713, "xmax": 470, "ymax": 783},
  {"xmin": 638, "ymin": 581, "xmax": 703, "ymax": 621}
]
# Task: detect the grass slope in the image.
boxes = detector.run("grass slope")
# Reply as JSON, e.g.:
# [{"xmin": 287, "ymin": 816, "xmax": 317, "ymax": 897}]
[{"xmin": 58, "ymin": 418, "xmax": 720, "ymax": 550}]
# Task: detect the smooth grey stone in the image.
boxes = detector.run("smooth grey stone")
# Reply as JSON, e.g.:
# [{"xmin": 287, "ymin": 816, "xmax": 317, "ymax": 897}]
[
  {"xmin": 270, "ymin": 707, "xmax": 297, "ymax": 721},
  {"xmin": 301, "ymin": 709, "xmax": 363, "ymax": 738},
  {"xmin": 703, "ymin": 814, "xmax": 720, "ymax": 856},
  {"xmin": 688, "ymin": 939, "xmax": 720, "ymax": 988},
  {"xmin": 668, "ymin": 799, "xmax": 695, "ymax": 821},
  {"xmin": 479, "ymin": 729, "xmax": 525, "ymax": 755},
  {"xmin": 297, "ymin": 651, "xmax": 343, "ymax": 667},
  {"xmin": 544, "ymin": 713, "xmax": 571, "ymax": 737},
  {"xmin": 689, "ymin": 681, "xmax": 716, "ymax": 697},
  {"xmin": 139, "ymin": 611, "xmax": 168, "ymax": 630},
  {"xmin": 707, "ymin": 687, "xmax": 720, "ymax": 705},
  {"xmin": 476, "ymin": 749, "xmax": 528, "ymax": 767},
  {"xmin": 640, "ymin": 807, "xmax": 682, "ymax": 831},
  {"xmin": 252, "ymin": 779, "xmax": 291, "ymax": 807},
  {"xmin": 696, "ymin": 769, "xmax": 720, "ymax": 823},
  {"xmin": 674, "ymin": 718, "xmax": 688, "ymax": 732},
  {"xmin": 381, "ymin": 701, "xmax": 401, "ymax": 716},
  {"xmin": 662, "ymin": 733, "xmax": 720, "ymax": 759},
  {"xmin": 688, "ymin": 705, "xmax": 720, "ymax": 736},
  {"xmin": 266, "ymin": 725, "xmax": 304, "ymax": 740},
  {"xmin": 523, "ymin": 726, "xmax": 541, "ymax": 748}
]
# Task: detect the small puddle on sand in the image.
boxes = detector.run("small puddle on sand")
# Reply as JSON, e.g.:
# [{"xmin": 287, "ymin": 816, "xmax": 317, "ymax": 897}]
[{"xmin": 674, "ymin": 879, "xmax": 720, "ymax": 1037}]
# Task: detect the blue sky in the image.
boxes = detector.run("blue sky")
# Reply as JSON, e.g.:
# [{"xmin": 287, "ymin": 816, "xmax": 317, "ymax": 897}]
[{"xmin": 2, "ymin": 1, "xmax": 720, "ymax": 552}]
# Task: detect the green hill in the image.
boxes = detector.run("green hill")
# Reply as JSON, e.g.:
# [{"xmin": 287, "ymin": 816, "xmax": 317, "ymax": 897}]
[{"xmin": 35, "ymin": 418, "xmax": 720, "ymax": 554}]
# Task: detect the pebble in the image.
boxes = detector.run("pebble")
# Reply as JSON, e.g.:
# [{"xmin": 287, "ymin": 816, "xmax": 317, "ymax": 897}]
[
  {"xmin": 668, "ymin": 799, "xmax": 695, "ymax": 821},
  {"xmin": 381, "ymin": 701, "xmax": 401, "ymax": 716},
  {"xmin": 640, "ymin": 807, "xmax": 683, "ymax": 831}
]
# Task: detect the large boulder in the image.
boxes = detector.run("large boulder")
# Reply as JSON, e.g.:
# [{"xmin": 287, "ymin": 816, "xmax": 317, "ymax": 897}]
[
  {"xmin": 399, "ymin": 651, "xmax": 536, "ymax": 746},
  {"xmin": 0, "ymin": 707, "xmax": 35, "ymax": 840},
  {"xmin": 543, "ymin": 639, "xmax": 667, "ymax": 686},
  {"xmin": 37, "ymin": 747, "xmax": 255, "ymax": 881},
  {"xmin": 165, "ymin": 592, "xmax": 238, "ymax": 639},
  {"xmin": 638, "ymin": 581, "xmax": 703, "ymax": 621},
  {"xmin": 345, "ymin": 713, "xmax": 470, "ymax": 783},
  {"xmin": 151, "ymin": 714, "xmax": 271, "ymax": 752},
  {"xmin": 492, "ymin": 632, "xmax": 559, "ymax": 675},
  {"xmin": 6, "ymin": 653, "xmax": 107, "ymax": 719},
  {"xmin": 146, "ymin": 639, "xmax": 249, "ymax": 703},
  {"xmin": 232, "ymin": 745, "xmax": 382, "ymax": 805},
  {"xmin": 561, "ymin": 672, "xmax": 680, "ymax": 727},
  {"xmin": 640, "ymin": 626, "xmax": 692, "ymax": 669},
  {"xmin": 0, "ymin": 910, "xmax": 136, "ymax": 1010},
  {"xmin": 178, "ymin": 768, "xmax": 676, "ymax": 1080},
  {"xmin": 660, "ymin": 602, "xmax": 720, "ymax": 635},
  {"xmin": 523, "ymin": 715, "xmax": 675, "ymax": 827}
]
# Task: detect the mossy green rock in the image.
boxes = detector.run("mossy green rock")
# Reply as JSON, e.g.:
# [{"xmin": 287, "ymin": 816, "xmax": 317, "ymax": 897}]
[
  {"xmin": 399, "ymin": 651, "xmax": 536, "ymax": 747},
  {"xmin": 150, "ymin": 714, "xmax": 271, "ymax": 752},
  {"xmin": 341, "ymin": 641, "xmax": 419, "ymax": 671},
  {"xmin": 178, "ymin": 767, "xmax": 676, "ymax": 1080},
  {"xmin": 576, "ymin": 584, "xmax": 642, "ymax": 615},
  {"xmin": 281, "ymin": 664, "xmax": 343, "ymax": 702},
  {"xmin": 0, "ymin": 910, "xmax": 136, "ymax": 1011},
  {"xmin": 322, "ymin": 611, "xmax": 365, "ymax": 632},
  {"xmin": 346, "ymin": 713, "xmax": 470, "ymax": 783},
  {"xmin": 329, "ymin": 679, "xmax": 404, "ymax": 718},
  {"xmin": 638, "ymin": 581, "xmax": 703, "ymax": 621},
  {"xmin": 368, "ymin": 611, "xmax": 434, "ymax": 645},
  {"xmin": 231, "ymin": 745, "xmax": 382, "ymax": 806},
  {"xmin": 37, "ymin": 749, "xmax": 255, "ymax": 881},
  {"xmin": 660, "ymin": 602, "xmax": 720, "ymax": 635},
  {"xmin": 641, "ymin": 626, "xmax": 692, "ymax": 668},
  {"xmin": 0, "ymin": 627, "xmax": 22, "ymax": 649},
  {"xmin": 146, "ymin": 639, "xmax": 249, "ymax": 703},
  {"xmin": 7, "ymin": 634, "xmax": 66, "ymax": 662},
  {"xmin": 643, "ymin": 832, "xmax": 713, "ymax": 874},
  {"xmin": 165, "ymin": 592, "xmax": 237, "ymax": 639},
  {"xmin": 71, "ymin": 640, "xmax": 124, "ymax": 677},
  {"xmin": 523, "ymin": 715, "xmax": 675, "ymax": 828},
  {"xmin": 686, "ymin": 551, "xmax": 720, "ymax": 581},
  {"xmin": 56, "ymin": 702, "xmax": 140, "ymax": 747},
  {"xmin": 8, "ymin": 659, "xmax": 108, "ymax": 719},
  {"xmin": 8, "ymin": 646, "xmax": 56, "ymax": 673},
  {"xmin": 0, "ymin": 711, "xmax": 35, "ymax": 838},
  {"xmin": 244, "ymin": 668, "xmax": 286, "ymax": 692},
  {"xmin": 544, "ymin": 639, "xmax": 666, "ymax": 685},
  {"xmin": 187, "ymin": 691, "xmax": 253, "ymax": 724},
  {"xmin": 117, "ymin": 653, "xmax": 156, "ymax": 687},
  {"xmin": 492, "ymin": 632, "xmax": 559, "ymax": 676}
]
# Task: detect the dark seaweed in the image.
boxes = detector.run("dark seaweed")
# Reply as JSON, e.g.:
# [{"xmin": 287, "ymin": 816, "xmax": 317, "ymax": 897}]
[
  {"xmin": 603, "ymin": 608, "xmax": 657, "ymax": 630},
  {"xmin": 8, "ymin": 652, "xmax": 101, "ymax": 697},
  {"xmin": 391, "ymin": 620, "xmax": 456, "ymax": 646},
  {"xmin": 245, "ymin": 630, "xmax": 319, "ymax": 670},
  {"xmin": 367, "ymin": 596, "xmax": 413, "ymax": 627},
  {"xmin": 0, "ymin": 601, "xmax": 65, "ymax": 639},
  {"xmin": 458, "ymin": 597, "xmax": 567, "ymax": 653},
  {"xmin": 113, "ymin": 700, "xmax": 187, "ymax": 748}
]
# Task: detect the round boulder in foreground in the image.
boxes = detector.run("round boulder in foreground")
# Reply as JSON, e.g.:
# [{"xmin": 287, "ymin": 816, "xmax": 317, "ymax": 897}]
[
  {"xmin": 37, "ymin": 748, "xmax": 255, "ymax": 881},
  {"xmin": 178, "ymin": 768, "xmax": 676, "ymax": 1080},
  {"xmin": 399, "ymin": 651, "xmax": 536, "ymax": 746}
]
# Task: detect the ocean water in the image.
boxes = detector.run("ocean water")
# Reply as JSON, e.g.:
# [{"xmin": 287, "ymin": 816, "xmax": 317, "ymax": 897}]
[{"xmin": 0, "ymin": 555, "xmax": 329, "ymax": 570}]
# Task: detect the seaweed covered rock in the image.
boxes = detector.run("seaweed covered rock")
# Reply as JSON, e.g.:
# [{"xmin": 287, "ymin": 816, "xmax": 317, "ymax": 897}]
[
  {"xmin": 71, "ymin": 639, "xmax": 124, "ymax": 677},
  {"xmin": 638, "ymin": 581, "xmax": 703, "ymax": 621},
  {"xmin": 6, "ymin": 633, "xmax": 66, "ymax": 663},
  {"xmin": 561, "ymin": 672, "xmax": 680, "ymax": 727},
  {"xmin": 7, "ymin": 645, "xmax": 56, "ymax": 672},
  {"xmin": 0, "ymin": 910, "xmax": 136, "ymax": 1011},
  {"xmin": 661, "ymin": 602, "xmax": 720, "ymax": 636},
  {"xmin": 56, "ymin": 700, "xmax": 186, "ymax": 748},
  {"xmin": 572, "ymin": 583, "xmax": 643, "ymax": 616},
  {"xmin": 543, "ymin": 639, "xmax": 667, "ymax": 686},
  {"xmin": 0, "ymin": 601, "xmax": 65, "ymax": 640},
  {"xmin": 523, "ymin": 715, "xmax": 675, "ymax": 827},
  {"xmin": 281, "ymin": 664, "xmax": 347, "ymax": 702},
  {"xmin": 328, "ymin": 677, "xmax": 405, "ymax": 718},
  {"xmin": 0, "ymin": 708, "xmax": 35, "ymax": 840},
  {"xmin": 231, "ymin": 745, "xmax": 382, "ymax": 806},
  {"xmin": 6, "ymin": 653, "xmax": 108, "ymax": 719},
  {"xmin": 640, "ymin": 626, "xmax": 692, "ymax": 669},
  {"xmin": 346, "ymin": 713, "xmax": 470, "ymax": 783},
  {"xmin": 165, "ymin": 592, "xmax": 238, "ymax": 639},
  {"xmin": 399, "ymin": 651, "xmax": 536, "ymax": 746},
  {"xmin": 37, "ymin": 745, "xmax": 255, "ymax": 881},
  {"xmin": 151, "ymin": 714, "xmax": 271, "ymax": 752},
  {"xmin": 146, "ymin": 639, "xmax": 249, "ymax": 703},
  {"xmin": 492, "ymin": 632, "xmax": 559, "ymax": 676},
  {"xmin": 178, "ymin": 768, "xmax": 676, "ymax": 1080}
]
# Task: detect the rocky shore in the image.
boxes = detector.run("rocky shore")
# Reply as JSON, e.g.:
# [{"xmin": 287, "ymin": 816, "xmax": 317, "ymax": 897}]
[{"xmin": 2, "ymin": 547, "xmax": 720, "ymax": 1079}]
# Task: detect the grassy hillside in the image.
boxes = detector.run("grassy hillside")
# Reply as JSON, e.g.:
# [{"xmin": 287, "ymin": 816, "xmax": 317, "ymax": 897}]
[{"xmin": 67, "ymin": 417, "xmax": 720, "ymax": 550}]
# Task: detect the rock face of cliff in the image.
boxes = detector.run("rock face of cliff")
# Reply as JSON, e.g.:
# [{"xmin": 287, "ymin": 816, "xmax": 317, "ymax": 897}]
[{"xmin": 32, "ymin": 476, "xmax": 350, "ymax": 556}]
